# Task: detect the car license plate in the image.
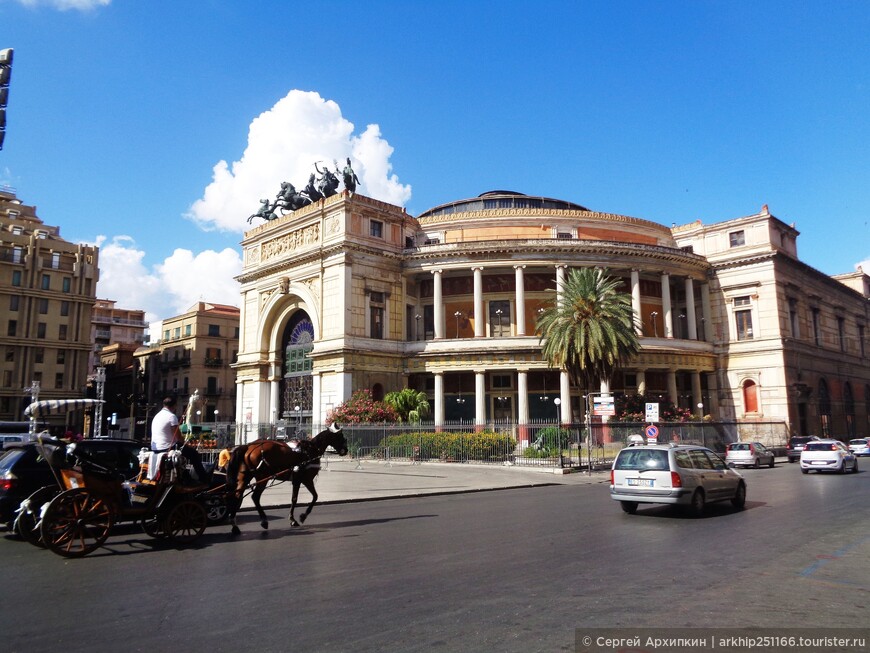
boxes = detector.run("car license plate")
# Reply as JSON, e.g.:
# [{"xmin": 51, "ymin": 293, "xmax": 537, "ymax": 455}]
[{"xmin": 627, "ymin": 478, "xmax": 654, "ymax": 487}]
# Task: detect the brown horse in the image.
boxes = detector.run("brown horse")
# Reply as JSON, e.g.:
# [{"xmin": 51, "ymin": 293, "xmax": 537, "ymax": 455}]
[{"xmin": 225, "ymin": 424, "xmax": 348, "ymax": 535}]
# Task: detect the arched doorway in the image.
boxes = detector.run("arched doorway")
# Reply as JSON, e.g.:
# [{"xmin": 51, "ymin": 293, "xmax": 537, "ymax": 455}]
[{"xmin": 282, "ymin": 311, "xmax": 314, "ymax": 427}]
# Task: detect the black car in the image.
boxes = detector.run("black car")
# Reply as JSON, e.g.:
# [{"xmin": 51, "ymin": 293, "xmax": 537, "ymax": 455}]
[
  {"xmin": 786, "ymin": 435, "xmax": 819, "ymax": 463},
  {"xmin": 0, "ymin": 439, "xmax": 144, "ymax": 526}
]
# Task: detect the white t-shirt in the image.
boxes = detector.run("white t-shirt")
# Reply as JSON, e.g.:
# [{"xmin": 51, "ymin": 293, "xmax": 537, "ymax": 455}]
[{"xmin": 151, "ymin": 407, "xmax": 179, "ymax": 451}]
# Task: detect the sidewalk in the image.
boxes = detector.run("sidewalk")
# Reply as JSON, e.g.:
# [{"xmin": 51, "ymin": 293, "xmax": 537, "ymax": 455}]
[{"xmin": 242, "ymin": 459, "xmax": 612, "ymax": 510}]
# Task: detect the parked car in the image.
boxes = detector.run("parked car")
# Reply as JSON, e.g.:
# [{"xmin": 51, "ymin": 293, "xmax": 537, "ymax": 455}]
[
  {"xmin": 786, "ymin": 435, "xmax": 819, "ymax": 463},
  {"xmin": 799, "ymin": 439, "xmax": 858, "ymax": 474},
  {"xmin": 0, "ymin": 434, "xmax": 31, "ymax": 450},
  {"xmin": 0, "ymin": 438, "xmax": 143, "ymax": 526},
  {"xmin": 725, "ymin": 442, "xmax": 775, "ymax": 468},
  {"xmin": 847, "ymin": 438, "xmax": 870, "ymax": 457},
  {"xmin": 610, "ymin": 442, "xmax": 746, "ymax": 516}
]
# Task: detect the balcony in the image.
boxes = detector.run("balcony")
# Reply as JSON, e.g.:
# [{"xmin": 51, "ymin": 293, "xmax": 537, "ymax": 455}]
[{"xmin": 204, "ymin": 357, "xmax": 224, "ymax": 367}]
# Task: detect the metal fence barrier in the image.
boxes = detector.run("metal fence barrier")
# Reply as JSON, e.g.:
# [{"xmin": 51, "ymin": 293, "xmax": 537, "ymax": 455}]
[{"xmin": 221, "ymin": 419, "xmax": 790, "ymax": 471}]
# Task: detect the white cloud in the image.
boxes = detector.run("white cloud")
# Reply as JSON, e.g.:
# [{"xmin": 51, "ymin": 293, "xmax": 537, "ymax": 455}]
[
  {"xmin": 94, "ymin": 235, "xmax": 241, "ymax": 325},
  {"xmin": 188, "ymin": 90, "xmax": 412, "ymax": 231},
  {"xmin": 15, "ymin": 0, "xmax": 111, "ymax": 10}
]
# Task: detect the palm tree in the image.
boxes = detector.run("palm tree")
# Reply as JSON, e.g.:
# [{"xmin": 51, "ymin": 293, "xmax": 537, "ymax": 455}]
[
  {"xmin": 383, "ymin": 388, "xmax": 431, "ymax": 423},
  {"xmin": 536, "ymin": 267, "xmax": 640, "ymax": 392}
]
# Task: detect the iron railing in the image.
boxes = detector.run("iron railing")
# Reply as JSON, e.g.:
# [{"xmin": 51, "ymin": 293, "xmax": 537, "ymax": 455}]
[{"xmin": 222, "ymin": 419, "xmax": 790, "ymax": 470}]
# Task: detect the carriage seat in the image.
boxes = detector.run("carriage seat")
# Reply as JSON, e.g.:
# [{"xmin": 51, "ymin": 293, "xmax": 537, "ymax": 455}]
[{"xmin": 146, "ymin": 449, "xmax": 185, "ymax": 483}]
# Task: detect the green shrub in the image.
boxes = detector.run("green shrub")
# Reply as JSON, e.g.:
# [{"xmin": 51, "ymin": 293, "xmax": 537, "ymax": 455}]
[{"xmin": 381, "ymin": 430, "xmax": 517, "ymax": 461}]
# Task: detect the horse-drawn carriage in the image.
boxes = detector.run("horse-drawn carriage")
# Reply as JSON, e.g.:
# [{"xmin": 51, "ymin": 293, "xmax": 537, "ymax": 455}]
[{"xmin": 14, "ymin": 399, "xmax": 224, "ymax": 558}]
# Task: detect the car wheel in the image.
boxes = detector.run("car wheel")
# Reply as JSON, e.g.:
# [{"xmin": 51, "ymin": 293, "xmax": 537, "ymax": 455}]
[
  {"xmin": 731, "ymin": 482, "xmax": 746, "ymax": 510},
  {"xmin": 801, "ymin": 468, "xmax": 809, "ymax": 474},
  {"xmin": 619, "ymin": 501, "xmax": 638, "ymax": 515},
  {"xmin": 768, "ymin": 457, "xmax": 775, "ymax": 468},
  {"xmin": 687, "ymin": 489, "xmax": 706, "ymax": 517},
  {"xmin": 839, "ymin": 461, "xmax": 847, "ymax": 474},
  {"xmin": 852, "ymin": 460, "xmax": 859, "ymax": 474},
  {"xmin": 753, "ymin": 457, "xmax": 760, "ymax": 469},
  {"xmin": 788, "ymin": 457, "xmax": 796, "ymax": 463}
]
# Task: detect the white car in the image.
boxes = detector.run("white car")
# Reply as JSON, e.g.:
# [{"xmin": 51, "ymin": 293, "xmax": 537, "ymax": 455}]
[
  {"xmin": 725, "ymin": 442, "xmax": 775, "ymax": 468},
  {"xmin": 800, "ymin": 439, "xmax": 858, "ymax": 474},
  {"xmin": 610, "ymin": 443, "xmax": 746, "ymax": 516},
  {"xmin": 847, "ymin": 438, "xmax": 870, "ymax": 457}
]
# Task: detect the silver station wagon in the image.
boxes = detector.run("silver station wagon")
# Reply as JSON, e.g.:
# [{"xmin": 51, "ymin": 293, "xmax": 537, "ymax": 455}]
[{"xmin": 610, "ymin": 443, "xmax": 746, "ymax": 516}]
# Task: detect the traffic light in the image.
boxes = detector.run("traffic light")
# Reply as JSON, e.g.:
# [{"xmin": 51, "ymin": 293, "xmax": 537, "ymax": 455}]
[{"xmin": 0, "ymin": 48, "xmax": 12, "ymax": 151}]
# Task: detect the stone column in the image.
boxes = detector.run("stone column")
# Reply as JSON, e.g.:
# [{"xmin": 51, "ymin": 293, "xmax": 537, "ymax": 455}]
[
  {"xmin": 691, "ymin": 371, "xmax": 703, "ymax": 417},
  {"xmin": 636, "ymin": 370, "xmax": 646, "ymax": 396},
  {"xmin": 700, "ymin": 282, "xmax": 712, "ymax": 342},
  {"xmin": 517, "ymin": 369, "xmax": 529, "ymax": 445},
  {"xmin": 667, "ymin": 370, "xmax": 678, "ymax": 404},
  {"xmin": 662, "ymin": 272, "xmax": 673, "ymax": 338},
  {"xmin": 473, "ymin": 266, "xmax": 484, "ymax": 337},
  {"xmin": 559, "ymin": 370, "xmax": 572, "ymax": 423},
  {"xmin": 270, "ymin": 361, "xmax": 281, "ymax": 424},
  {"xmin": 312, "ymin": 372, "xmax": 322, "ymax": 428},
  {"xmin": 685, "ymin": 277, "xmax": 697, "ymax": 340},
  {"xmin": 433, "ymin": 269, "xmax": 444, "ymax": 340},
  {"xmin": 514, "ymin": 265, "xmax": 526, "ymax": 336},
  {"xmin": 556, "ymin": 265, "xmax": 567, "ymax": 306},
  {"xmin": 631, "ymin": 269, "xmax": 642, "ymax": 335},
  {"xmin": 434, "ymin": 371, "xmax": 444, "ymax": 428},
  {"xmin": 475, "ymin": 370, "xmax": 486, "ymax": 428}
]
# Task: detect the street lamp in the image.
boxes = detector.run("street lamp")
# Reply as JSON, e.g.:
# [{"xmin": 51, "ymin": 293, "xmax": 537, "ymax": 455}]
[
  {"xmin": 553, "ymin": 397, "xmax": 561, "ymax": 425},
  {"xmin": 495, "ymin": 308, "xmax": 503, "ymax": 336},
  {"xmin": 415, "ymin": 314, "xmax": 421, "ymax": 341},
  {"xmin": 214, "ymin": 409, "xmax": 219, "ymax": 424},
  {"xmin": 650, "ymin": 311, "xmax": 659, "ymax": 337},
  {"xmin": 454, "ymin": 310, "xmax": 462, "ymax": 338}
]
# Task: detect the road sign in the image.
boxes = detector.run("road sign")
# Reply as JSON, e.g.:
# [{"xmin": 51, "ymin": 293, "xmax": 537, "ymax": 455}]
[
  {"xmin": 645, "ymin": 424, "xmax": 659, "ymax": 443},
  {"xmin": 592, "ymin": 395, "xmax": 615, "ymax": 416},
  {"xmin": 645, "ymin": 402, "xmax": 659, "ymax": 423}
]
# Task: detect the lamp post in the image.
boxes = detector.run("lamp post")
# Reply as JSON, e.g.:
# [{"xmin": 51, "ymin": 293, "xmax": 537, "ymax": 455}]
[
  {"xmin": 495, "ymin": 308, "xmax": 503, "ymax": 336},
  {"xmin": 553, "ymin": 397, "xmax": 563, "ymax": 469},
  {"xmin": 454, "ymin": 311, "xmax": 462, "ymax": 338},
  {"xmin": 415, "ymin": 314, "xmax": 421, "ymax": 341},
  {"xmin": 650, "ymin": 311, "xmax": 659, "ymax": 338}
]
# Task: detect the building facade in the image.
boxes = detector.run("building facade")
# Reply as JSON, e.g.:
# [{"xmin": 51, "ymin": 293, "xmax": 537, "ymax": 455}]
[
  {"xmin": 234, "ymin": 191, "xmax": 869, "ymax": 442},
  {"xmin": 90, "ymin": 299, "xmax": 147, "ymax": 372},
  {"xmin": 0, "ymin": 188, "xmax": 99, "ymax": 429},
  {"xmin": 134, "ymin": 302, "xmax": 240, "ymax": 427}
]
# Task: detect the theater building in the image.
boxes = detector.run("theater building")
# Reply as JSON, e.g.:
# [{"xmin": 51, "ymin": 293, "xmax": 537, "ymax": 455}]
[{"xmin": 233, "ymin": 190, "xmax": 869, "ymax": 441}]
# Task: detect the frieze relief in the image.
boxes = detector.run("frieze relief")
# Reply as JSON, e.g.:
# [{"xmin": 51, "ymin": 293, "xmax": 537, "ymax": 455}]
[{"xmin": 260, "ymin": 223, "xmax": 321, "ymax": 262}]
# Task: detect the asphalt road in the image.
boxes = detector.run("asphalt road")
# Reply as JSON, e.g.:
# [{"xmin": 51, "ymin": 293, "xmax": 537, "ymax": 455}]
[{"xmin": 1, "ymin": 462, "xmax": 868, "ymax": 653}]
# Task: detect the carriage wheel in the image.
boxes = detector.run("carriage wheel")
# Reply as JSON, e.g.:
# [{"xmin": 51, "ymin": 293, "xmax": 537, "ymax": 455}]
[
  {"xmin": 40, "ymin": 489, "xmax": 113, "ymax": 558},
  {"xmin": 140, "ymin": 515, "xmax": 167, "ymax": 539},
  {"xmin": 15, "ymin": 486, "xmax": 60, "ymax": 548},
  {"xmin": 163, "ymin": 500, "xmax": 207, "ymax": 545}
]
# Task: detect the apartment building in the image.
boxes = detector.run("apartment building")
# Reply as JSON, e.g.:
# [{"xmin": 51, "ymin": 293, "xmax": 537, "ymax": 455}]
[
  {"xmin": 90, "ymin": 299, "xmax": 147, "ymax": 371},
  {"xmin": 0, "ymin": 188, "xmax": 98, "ymax": 429},
  {"xmin": 134, "ymin": 302, "xmax": 240, "ymax": 425}
]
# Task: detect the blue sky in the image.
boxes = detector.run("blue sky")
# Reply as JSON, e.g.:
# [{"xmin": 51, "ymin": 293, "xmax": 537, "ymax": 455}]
[{"xmin": 2, "ymin": 0, "xmax": 869, "ymax": 325}]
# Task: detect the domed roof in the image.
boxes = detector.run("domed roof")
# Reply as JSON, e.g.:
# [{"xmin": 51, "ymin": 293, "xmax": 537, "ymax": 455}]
[{"xmin": 418, "ymin": 190, "xmax": 589, "ymax": 220}]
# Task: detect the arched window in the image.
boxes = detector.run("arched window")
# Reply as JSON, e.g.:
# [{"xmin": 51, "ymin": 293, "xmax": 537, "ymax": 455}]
[
  {"xmin": 742, "ymin": 380, "xmax": 758, "ymax": 414},
  {"xmin": 371, "ymin": 383, "xmax": 385, "ymax": 402}
]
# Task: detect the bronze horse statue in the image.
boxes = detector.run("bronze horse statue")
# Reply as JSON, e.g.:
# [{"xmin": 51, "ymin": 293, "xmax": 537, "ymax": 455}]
[{"xmin": 225, "ymin": 424, "xmax": 348, "ymax": 535}]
